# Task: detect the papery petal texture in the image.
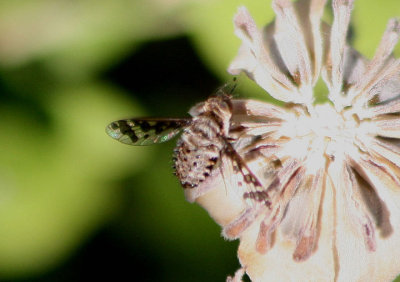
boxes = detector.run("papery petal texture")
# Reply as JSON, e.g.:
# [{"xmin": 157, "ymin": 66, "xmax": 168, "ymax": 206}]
[{"xmin": 189, "ymin": 0, "xmax": 400, "ymax": 281}]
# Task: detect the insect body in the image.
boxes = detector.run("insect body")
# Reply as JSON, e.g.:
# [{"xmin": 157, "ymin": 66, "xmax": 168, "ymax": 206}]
[
  {"xmin": 106, "ymin": 94, "xmax": 263, "ymax": 191},
  {"xmin": 173, "ymin": 95, "xmax": 234, "ymax": 188}
]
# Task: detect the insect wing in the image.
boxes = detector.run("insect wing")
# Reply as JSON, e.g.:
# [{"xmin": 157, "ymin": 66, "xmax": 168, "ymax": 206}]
[{"xmin": 106, "ymin": 118, "xmax": 190, "ymax": 145}]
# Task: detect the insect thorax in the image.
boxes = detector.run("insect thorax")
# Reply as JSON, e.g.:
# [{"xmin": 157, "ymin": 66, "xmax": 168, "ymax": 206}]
[{"xmin": 174, "ymin": 96, "xmax": 233, "ymax": 188}]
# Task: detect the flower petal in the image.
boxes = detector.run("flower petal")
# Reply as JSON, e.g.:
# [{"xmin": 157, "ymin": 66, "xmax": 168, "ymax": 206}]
[
  {"xmin": 272, "ymin": 0, "xmax": 313, "ymax": 88},
  {"xmin": 350, "ymin": 18, "xmax": 400, "ymax": 105},
  {"xmin": 324, "ymin": 0, "xmax": 354, "ymax": 108},
  {"xmin": 229, "ymin": 7, "xmax": 302, "ymax": 103}
]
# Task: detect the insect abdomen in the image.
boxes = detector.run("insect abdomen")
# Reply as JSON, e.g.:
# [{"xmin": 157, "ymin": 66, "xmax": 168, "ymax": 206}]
[{"xmin": 174, "ymin": 117, "xmax": 225, "ymax": 188}]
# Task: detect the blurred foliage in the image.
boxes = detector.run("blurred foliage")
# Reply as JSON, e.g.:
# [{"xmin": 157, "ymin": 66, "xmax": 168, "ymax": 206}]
[
  {"xmin": 0, "ymin": 0, "xmax": 399, "ymax": 281},
  {"xmin": 0, "ymin": 84, "xmax": 145, "ymax": 277}
]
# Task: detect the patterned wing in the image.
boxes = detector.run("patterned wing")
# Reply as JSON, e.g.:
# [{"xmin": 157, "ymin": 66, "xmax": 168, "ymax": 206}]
[{"xmin": 106, "ymin": 118, "xmax": 191, "ymax": 146}]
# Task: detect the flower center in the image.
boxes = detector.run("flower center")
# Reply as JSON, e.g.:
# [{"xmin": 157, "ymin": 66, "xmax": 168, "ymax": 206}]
[
  {"xmin": 310, "ymin": 104, "xmax": 357, "ymax": 141},
  {"xmin": 279, "ymin": 103, "xmax": 361, "ymax": 162}
]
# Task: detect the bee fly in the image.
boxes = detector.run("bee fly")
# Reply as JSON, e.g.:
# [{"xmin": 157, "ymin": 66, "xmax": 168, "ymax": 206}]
[{"xmin": 106, "ymin": 94, "xmax": 265, "ymax": 192}]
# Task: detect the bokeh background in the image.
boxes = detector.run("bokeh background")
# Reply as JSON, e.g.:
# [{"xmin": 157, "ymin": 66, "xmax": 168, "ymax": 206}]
[{"xmin": 0, "ymin": 0, "xmax": 399, "ymax": 281}]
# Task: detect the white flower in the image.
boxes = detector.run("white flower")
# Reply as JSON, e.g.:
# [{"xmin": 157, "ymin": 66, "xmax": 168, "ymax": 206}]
[{"xmin": 186, "ymin": 0, "xmax": 400, "ymax": 281}]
